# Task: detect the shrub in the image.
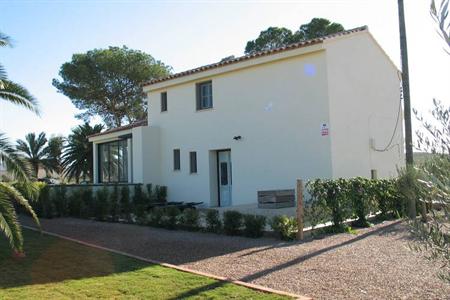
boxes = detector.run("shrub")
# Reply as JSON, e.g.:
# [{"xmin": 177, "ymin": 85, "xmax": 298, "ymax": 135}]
[
  {"xmin": 120, "ymin": 185, "xmax": 132, "ymax": 221},
  {"xmin": 133, "ymin": 184, "xmax": 148, "ymax": 219},
  {"xmin": 146, "ymin": 183, "xmax": 157, "ymax": 204},
  {"xmin": 304, "ymin": 200, "xmax": 331, "ymax": 230},
  {"xmin": 204, "ymin": 209, "xmax": 222, "ymax": 233},
  {"xmin": 110, "ymin": 185, "xmax": 120, "ymax": 221},
  {"xmin": 270, "ymin": 215, "xmax": 297, "ymax": 241},
  {"xmin": 147, "ymin": 207, "xmax": 165, "ymax": 227},
  {"xmin": 80, "ymin": 188, "xmax": 93, "ymax": 218},
  {"xmin": 37, "ymin": 184, "xmax": 54, "ymax": 218},
  {"xmin": 155, "ymin": 185, "xmax": 167, "ymax": 203},
  {"xmin": 160, "ymin": 206, "xmax": 180, "ymax": 229},
  {"xmin": 223, "ymin": 210, "xmax": 243, "ymax": 235},
  {"xmin": 68, "ymin": 189, "xmax": 83, "ymax": 217},
  {"xmin": 179, "ymin": 208, "xmax": 200, "ymax": 230},
  {"xmin": 307, "ymin": 179, "xmax": 352, "ymax": 230},
  {"xmin": 94, "ymin": 187, "xmax": 110, "ymax": 221},
  {"xmin": 243, "ymin": 214, "xmax": 266, "ymax": 238},
  {"xmin": 373, "ymin": 179, "xmax": 401, "ymax": 219},
  {"xmin": 348, "ymin": 177, "xmax": 377, "ymax": 227},
  {"xmin": 53, "ymin": 185, "xmax": 68, "ymax": 217}
]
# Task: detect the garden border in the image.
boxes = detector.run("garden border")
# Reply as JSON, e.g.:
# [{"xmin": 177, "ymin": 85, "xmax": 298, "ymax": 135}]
[{"xmin": 23, "ymin": 225, "xmax": 309, "ymax": 300}]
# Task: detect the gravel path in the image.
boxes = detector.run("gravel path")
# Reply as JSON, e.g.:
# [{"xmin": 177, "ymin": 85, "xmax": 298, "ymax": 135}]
[{"xmin": 21, "ymin": 217, "xmax": 450, "ymax": 299}]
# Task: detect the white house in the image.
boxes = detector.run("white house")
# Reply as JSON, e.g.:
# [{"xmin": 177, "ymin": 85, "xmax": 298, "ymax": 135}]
[{"xmin": 89, "ymin": 26, "xmax": 404, "ymax": 208}]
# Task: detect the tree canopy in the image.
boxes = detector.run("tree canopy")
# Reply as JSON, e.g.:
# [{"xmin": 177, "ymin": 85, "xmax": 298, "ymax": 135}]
[
  {"xmin": 53, "ymin": 46, "xmax": 172, "ymax": 128},
  {"xmin": 245, "ymin": 18, "xmax": 345, "ymax": 54}
]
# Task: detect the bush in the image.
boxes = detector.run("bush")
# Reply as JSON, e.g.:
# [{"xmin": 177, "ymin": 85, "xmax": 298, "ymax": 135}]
[
  {"xmin": 133, "ymin": 184, "xmax": 148, "ymax": 219},
  {"xmin": 204, "ymin": 209, "xmax": 222, "ymax": 233},
  {"xmin": 304, "ymin": 200, "xmax": 331, "ymax": 230},
  {"xmin": 348, "ymin": 177, "xmax": 377, "ymax": 227},
  {"xmin": 307, "ymin": 179, "xmax": 352, "ymax": 230},
  {"xmin": 179, "ymin": 208, "xmax": 200, "ymax": 230},
  {"xmin": 243, "ymin": 214, "xmax": 266, "ymax": 238},
  {"xmin": 120, "ymin": 185, "xmax": 132, "ymax": 221},
  {"xmin": 68, "ymin": 189, "xmax": 83, "ymax": 217},
  {"xmin": 94, "ymin": 187, "xmax": 110, "ymax": 221},
  {"xmin": 53, "ymin": 185, "xmax": 68, "ymax": 217},
  {"xmin": 223, "ymin": 210, "xmax": 243, "ymax": 235},
  {"xmin": 160, "ymin": 206, "xmax": 180, "ymax": 229},
  {"xmin": 37, "ymin": 184, "xmax": 54, "ymax": 218},
  {"xmin": 155, "ymin": 185, "xmax": 167, "ymax": 203},
  {"xmin": 146, "ymin": 183, "xmax": 157, "ymax": 204},
  {"xmin": 270, "ymin": 215, "xmax": 297, "ymax": 241},
  {"xmin": 110, "ymin": 185, "xmax": 120, "ymax": 221},
  {"xmin": 147, "ymin": 207, "xmax": 165, "ymax": 227},
  {"xmin": 80, "ymin": 188, "xmax": 93, "ymax": 218}
]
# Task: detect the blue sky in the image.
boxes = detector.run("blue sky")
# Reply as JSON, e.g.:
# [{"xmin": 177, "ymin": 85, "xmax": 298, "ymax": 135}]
[{"xmin": 1, "ymin": 0, "xmax": 449, "ymax": 141}]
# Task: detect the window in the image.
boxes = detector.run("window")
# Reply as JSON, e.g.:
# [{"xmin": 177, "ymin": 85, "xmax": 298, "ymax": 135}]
[
  {"xmin": 98, "ymin": 140, "xmax": 128, "ymax": 183},
  {"xmin": 173, "ymin": 149, "xmax": 180, "ymax": 171},
  {"xmin": 196, "ymin": 81, "xmax": 213, "ymax": 110},
  {"xmin": 161, "ymin": 92, "xmax": 167, "ymax": 112},
  {"xmin": 189, "ymin": 152, "xmax": 197, "ymax": 174}
]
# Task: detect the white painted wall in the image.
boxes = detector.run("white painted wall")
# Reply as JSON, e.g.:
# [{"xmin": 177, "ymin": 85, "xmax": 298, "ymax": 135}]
[
  {"xmin": 147, "ymin": 50, "xmax": 333, "ymax": 206},
  {"xmin": 325, "ymin": 32, "xmax": 404, "ymax": 178}
]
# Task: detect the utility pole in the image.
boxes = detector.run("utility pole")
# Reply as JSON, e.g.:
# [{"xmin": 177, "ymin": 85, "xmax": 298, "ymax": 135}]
[{"xmin": 398, "ymin": 0, "xmax": 416, "ymax": 219}]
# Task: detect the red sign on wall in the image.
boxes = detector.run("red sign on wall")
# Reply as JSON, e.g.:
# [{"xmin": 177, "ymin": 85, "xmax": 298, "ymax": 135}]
[{"xmin": 321, "ymin": 123, "xmax": 329, "ymax": 136}]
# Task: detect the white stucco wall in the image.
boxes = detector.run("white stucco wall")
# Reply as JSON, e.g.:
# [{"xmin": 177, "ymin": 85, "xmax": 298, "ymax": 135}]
[
  {"xmin": 325, "ymin": 32, "xmax": 404, "ymax": 178},
  {"xmin": 147, "ymin": 50, "xmax": 333, "ymax": 206}
]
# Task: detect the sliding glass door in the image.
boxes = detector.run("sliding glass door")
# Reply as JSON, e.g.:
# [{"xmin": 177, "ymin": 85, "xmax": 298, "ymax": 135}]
[{"xmin": 98, "ymin": 139, "xmax": 128, "ymax": 183}]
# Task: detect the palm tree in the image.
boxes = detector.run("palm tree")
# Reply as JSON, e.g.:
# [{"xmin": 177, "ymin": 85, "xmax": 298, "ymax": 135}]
[
  {"xmin": 0, "ymin": 31, "xmax": 40, "ymax": 254},
  {"xmin": 62, "ymin": 123, "xmax": 103, "ymax": 183},
  {"xmin": 46, "ymin": 135, "xmax": 65, "ymax": 177},
  {"xmin": 16, "ymin": 132, "xmax": 53, "ymax": 179}
]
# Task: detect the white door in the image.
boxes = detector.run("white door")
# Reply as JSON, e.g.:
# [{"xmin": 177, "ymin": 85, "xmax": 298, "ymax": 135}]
[{"xmin": 218, "ymin": 151, "xmax": 232, "ymax": 207}]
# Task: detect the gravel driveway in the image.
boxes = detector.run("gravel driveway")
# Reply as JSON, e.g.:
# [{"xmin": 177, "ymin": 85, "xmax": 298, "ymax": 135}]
[{"xmin": 20, "ymin": 217, "xmax": 449, "ymax": 299}]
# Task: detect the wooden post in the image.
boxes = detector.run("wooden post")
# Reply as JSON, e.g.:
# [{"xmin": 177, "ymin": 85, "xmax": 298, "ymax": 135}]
[{"xmin": 296, "ymin": 179, "xmax": 304, "ymax": 240}]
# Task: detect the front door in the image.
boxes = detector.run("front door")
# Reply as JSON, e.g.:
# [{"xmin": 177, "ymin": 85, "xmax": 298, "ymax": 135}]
[{"xmin": 218, "ymin": 150, "xmax": 232, "ymax": 207}]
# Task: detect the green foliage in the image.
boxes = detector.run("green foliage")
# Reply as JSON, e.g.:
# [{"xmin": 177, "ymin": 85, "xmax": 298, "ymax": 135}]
[
  {"xmin": 304, "ymin": 200, "xmax": 331, "ymax": 229},
  {"xmin": 52, "ymin": 46, "xmax": 171, "ymax": 127},
  {"xmin": 133, "ymin": 184, "xmax": 147, "ymax": 219},
  {"xmin": 270, "ymin": 215, "xmax": 297, "ymax": 241},
  {"xmin": 204, "ymin": 209, "xmax": 222, "ymax": 233},
  {"xmin": 147, "ymin": 207, "xmax": 165, "ymax": 227},
  {"xmin": 347, "ymin": 177, "xmax": 377, "ymax": 227},
  {"xmin": 307, "ymin": 178, "xmax": 352, "ymax": 230},
  {"xmin": 120, "ymin": 185, "xmax": 132, "ymax": 220},
  {"xmin": 242, "ymin": 214, "xmax": 266, "ymax": 238},
  {"xmin": 61, "ymin": 123, "xmax": 103, "ymax": 183},
  {"xmin": 67, "ymin": 189, "xmax": 83, "ymax": 217},
  {"xmin": 109, "ymin": 185, "xmax": 120, "ymax": 221},
  {"xmin": 223, "ymin": 210, "xmax": 243, "ymax": 236},
  {"xmin": 155, "ymin": 185, "xmax": 167, "ymax": 203},
  {"xmin": 179, "ymin": 208, "xmax": 200, "ymax": 231},
  {"xmin": 245, "ymin": 18, "xmax": 344, "ymax": 54},
  {"xmin": 37, "ymin": 184, "xmax": 54, "ymax": 218},
  {"xmin": 53, "ymin": 185, "xmax": 68, "ymax": 217},
  {"xmin": 160, "ymin": 206, "xmax": 180, "ymax": 230},
  {"xmin": 94, "ymin": 187, "xmax": 110, "ymax": 221},
  {"xmin": 80, "ymin": 188, "xmax": 93, "ymax": 218},
  {"xmin": 146, "ymin": 183, "xmax": 157, "ymax": 204}
]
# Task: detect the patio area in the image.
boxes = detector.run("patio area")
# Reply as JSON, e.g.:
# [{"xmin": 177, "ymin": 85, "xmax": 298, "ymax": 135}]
[{"xmin": 20, "ymin": 216, "xmax": 450, "ymax": 300}]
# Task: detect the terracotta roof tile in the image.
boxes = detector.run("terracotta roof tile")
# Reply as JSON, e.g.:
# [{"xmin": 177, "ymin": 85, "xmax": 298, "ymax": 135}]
[{"xmin": 143, "ymin": 26, "xmax": 368, "ymax": 87}]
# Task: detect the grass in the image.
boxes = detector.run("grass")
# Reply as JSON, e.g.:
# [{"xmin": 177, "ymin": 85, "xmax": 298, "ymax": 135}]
[{"xmin": 0, "ymin": 229, "xmax": 289, "ymax": 299}]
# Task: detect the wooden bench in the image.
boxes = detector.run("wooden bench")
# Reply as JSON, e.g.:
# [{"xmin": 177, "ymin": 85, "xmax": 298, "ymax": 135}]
[{"xmin": 257, "ymin": 189, "xmax": 295, "ymax": 209}]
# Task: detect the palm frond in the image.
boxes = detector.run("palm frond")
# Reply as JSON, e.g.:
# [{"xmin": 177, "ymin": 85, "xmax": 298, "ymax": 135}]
[
  {"xmin": 0, "ymin": 133, "xmax": 31, "ymax": 182},
  {"xmin": 0, "ymin": 80, "xmax": 40, "ymax": 115},
  {"xmin": 0, "ymin": 31, "xmax": 12, "ymax": 47},
  {"xmin": 0, "ymin": 183, "xmax": 40, "ymax": 230},
  {"xmin": 0, "ymin": 190, "xmax": 23, "ymax": 251}
]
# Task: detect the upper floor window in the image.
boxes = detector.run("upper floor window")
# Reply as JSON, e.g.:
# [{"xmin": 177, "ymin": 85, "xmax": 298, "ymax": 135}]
[
  {"xmin": 196, "ymin": 81, "xmax": 213, "ymax": 110},
  {"xmin": 189, "ymin": 151, "xmax": 197, "ymax": 174},
  {"xmin": 161, "ymin": 92, "xmax": 167, "ymax": 112}
]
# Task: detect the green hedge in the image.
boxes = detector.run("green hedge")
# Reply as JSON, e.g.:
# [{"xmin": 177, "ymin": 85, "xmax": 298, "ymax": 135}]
[{"xmin": 306, "ymin": 177, "xmax": 408, "ymax": 230}]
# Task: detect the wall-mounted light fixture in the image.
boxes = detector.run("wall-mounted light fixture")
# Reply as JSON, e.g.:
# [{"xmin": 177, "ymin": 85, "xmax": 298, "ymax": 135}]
[{"xmin": 233, "ymin": 135, "xmax": 242, "ymax": 141}]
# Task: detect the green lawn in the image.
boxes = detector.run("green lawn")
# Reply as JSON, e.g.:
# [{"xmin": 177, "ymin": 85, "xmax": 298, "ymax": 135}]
[{"xmin": 0, "ymin": 229, "xmax": 289, "ymax": 299}]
